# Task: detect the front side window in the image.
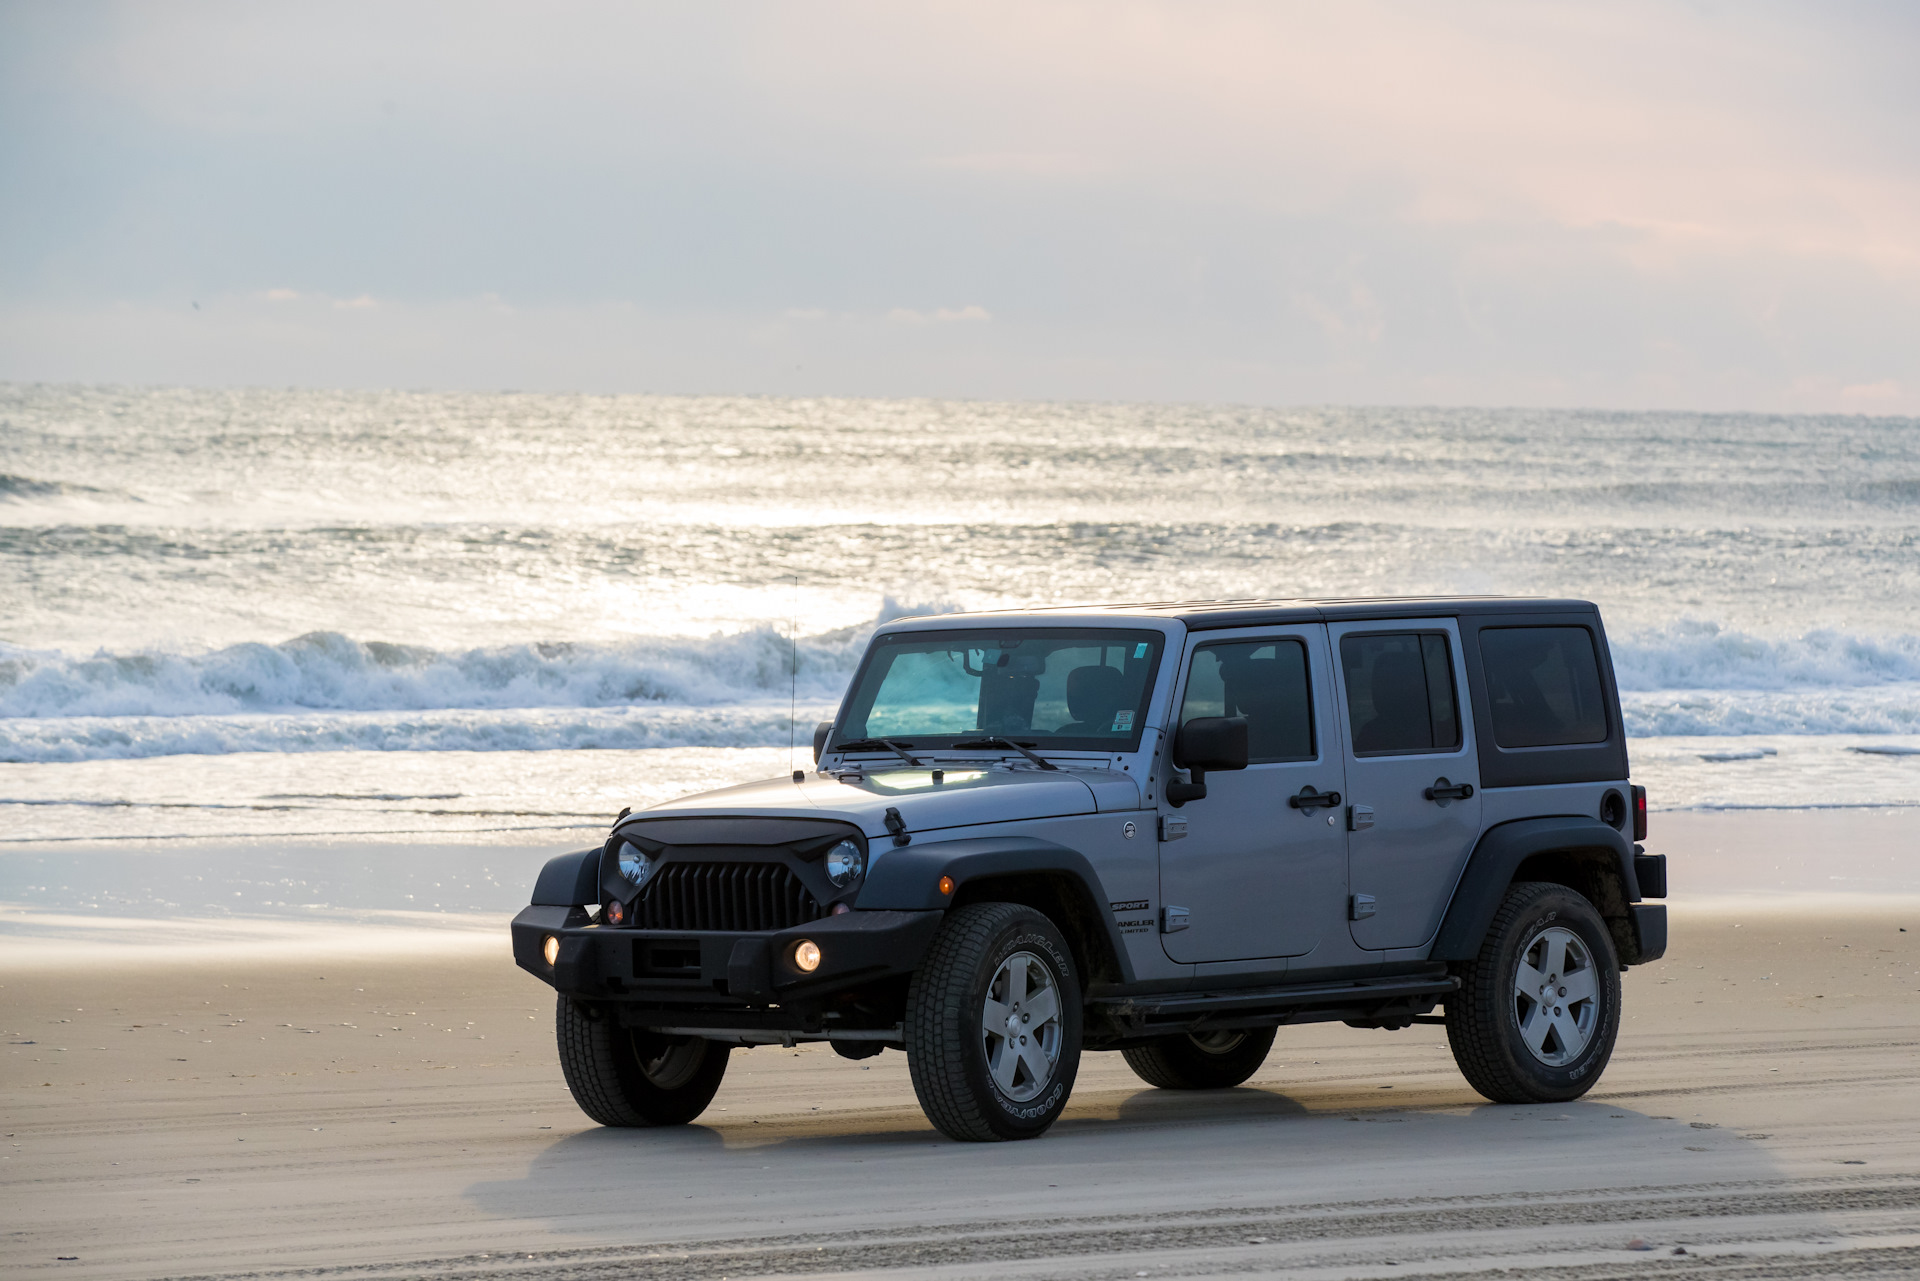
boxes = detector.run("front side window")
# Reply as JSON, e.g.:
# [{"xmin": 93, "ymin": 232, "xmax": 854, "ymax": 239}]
[
  {"xmin": 1340, "ymin": 632, "xmax": 1460, "ymax": 755},
  {"xmin": 838, "ymin": 629, "xmax": 1165, "ymax": 751},
  {"xmin": 1480, "ymin": 626, "xmax": 1609, "ymax": 748},
  {"xmin": 1180, "ymin": 639, "xmax": 1315, "ymax": 762}
]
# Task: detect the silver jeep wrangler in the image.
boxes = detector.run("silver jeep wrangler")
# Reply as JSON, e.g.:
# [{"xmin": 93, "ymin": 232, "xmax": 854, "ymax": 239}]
[{"xmin": 512, "ymin": 597, "xmax": 1665, "ymax": 1141}]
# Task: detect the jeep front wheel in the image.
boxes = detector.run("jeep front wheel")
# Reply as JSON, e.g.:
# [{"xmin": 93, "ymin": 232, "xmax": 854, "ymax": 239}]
[
  {"xmin": 905, "ymin": 902, "xmax": 1083, "ymax": 1141},
  {"xmin": 555, "ymin": 996, "xmax": 731, "ymax": 1126},
  {"xmin": 1122, "ymin": 1026, "xmax": 1277, "ymax": 1089},
  {"xmin": 1445, "ymin": 881, "xmax": 1621, "ymax": 1104}
]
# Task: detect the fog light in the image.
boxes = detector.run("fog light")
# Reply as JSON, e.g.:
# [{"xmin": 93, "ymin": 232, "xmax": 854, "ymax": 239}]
[
  {"xmin": 793, "ymin": 939, "xmax": 822, "ymax": 973},
  {"xmin": 542, "ymin": 935, "xmax": 560, "ymax": 967}
]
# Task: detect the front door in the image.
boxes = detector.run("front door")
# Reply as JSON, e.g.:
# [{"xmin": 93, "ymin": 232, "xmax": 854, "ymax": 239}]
[
  {"xmin": 1330, "ymin": 620, "xmax": 1483, "ymax": 950},
  {"xmin": 1158, "ymin": 626, "xmax": 1348, "ymax": 964}
]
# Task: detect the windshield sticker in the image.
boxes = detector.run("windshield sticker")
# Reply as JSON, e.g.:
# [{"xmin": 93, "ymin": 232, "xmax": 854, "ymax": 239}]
[
  {"xmin": 1110, "ymin": 710, "xmax": 1134, "ymax": 732},
  {"xmin": 1133, "ymin": 642, "xmax": 1150, "ymax": 658}
]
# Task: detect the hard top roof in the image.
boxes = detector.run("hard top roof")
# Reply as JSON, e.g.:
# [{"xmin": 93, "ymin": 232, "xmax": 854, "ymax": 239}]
[{"xmin": 887, "ymin": 596, "xmax": 1599, "ymax": 632}]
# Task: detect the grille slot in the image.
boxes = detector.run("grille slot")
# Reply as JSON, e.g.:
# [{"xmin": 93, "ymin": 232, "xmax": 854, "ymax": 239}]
[{"xmin": 635, "ymin": 861, "xmax": 824, "ymax": 932}]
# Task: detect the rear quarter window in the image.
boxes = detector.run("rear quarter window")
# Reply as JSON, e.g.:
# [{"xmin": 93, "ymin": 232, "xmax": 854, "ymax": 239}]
[{"xmin": 1479, "ymin": 626, "xmax": 1609, "ymax": 748}]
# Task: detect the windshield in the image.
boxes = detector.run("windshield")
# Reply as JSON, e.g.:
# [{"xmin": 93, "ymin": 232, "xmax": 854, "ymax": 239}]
[{"xmin": 836, "ymin": 628, "xmax": 1166, "ymax": 753}]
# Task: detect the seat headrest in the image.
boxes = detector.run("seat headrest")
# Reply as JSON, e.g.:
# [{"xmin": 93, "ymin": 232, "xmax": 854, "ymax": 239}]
[
  {"xmin": 1066, "ymin": 664, "xmax": 1128, "ymax": 722},
  {"xmin": 1369, "ymin": 650, "xmax": 1429, "ymax": 715}
]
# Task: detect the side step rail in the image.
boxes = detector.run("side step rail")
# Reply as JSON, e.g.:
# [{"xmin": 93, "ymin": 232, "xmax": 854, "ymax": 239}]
[{"xmin": 1091, "ymin": 973, "xmax": 1458, "ymax": 1035}]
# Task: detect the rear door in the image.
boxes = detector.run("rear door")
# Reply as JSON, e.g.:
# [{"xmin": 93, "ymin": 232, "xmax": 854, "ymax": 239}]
[
  {"xmin": 1157, "ymin": 625, "xmax": 1348, "ymax": 963},
  {"xmin": 1330, "ymin": 619, "xmax": 1482, "ymax": 950}
]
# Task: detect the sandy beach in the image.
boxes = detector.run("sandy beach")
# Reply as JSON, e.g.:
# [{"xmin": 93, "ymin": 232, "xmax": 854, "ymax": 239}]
[{"xmin": 5, "ymin": 812, "xmax": 1920, "ymax": 1280}]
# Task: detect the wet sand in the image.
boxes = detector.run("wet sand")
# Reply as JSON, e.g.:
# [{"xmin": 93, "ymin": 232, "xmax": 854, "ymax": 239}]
[{"xmin": 6, "ymin": 816, "xmax": 1920, "ymax": 1279}]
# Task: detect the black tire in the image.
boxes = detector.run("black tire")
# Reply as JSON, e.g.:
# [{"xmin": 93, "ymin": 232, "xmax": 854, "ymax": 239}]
[
  {"xmin": 905, "ymin": 902, "xmax": 1083, "ymax": 1141},
  {"xmin": 1121, "ymin": 1026, "xmax": 1277, "ymax": 1089},
  {"xmin": 1446, "ymin": 881, "xmax": 1621, "ymax": 1104},
  {"xmin": 555, "ymin": 996, "xmax": 730, "ymax": 1126}
]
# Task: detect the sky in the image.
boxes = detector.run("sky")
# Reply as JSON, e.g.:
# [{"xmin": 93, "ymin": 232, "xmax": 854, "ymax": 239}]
[{"xmin": 1, "ymin": 0, "xmax": 1916, "ymax": 412}]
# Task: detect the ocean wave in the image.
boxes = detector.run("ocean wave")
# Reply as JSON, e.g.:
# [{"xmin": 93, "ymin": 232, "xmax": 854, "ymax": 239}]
[
  {"xmin": 0, "ymin": 472, "xmax": 118, "ymax": 501},
  {"xmin": 1610, "ymin": 621, "xmax": 1920, "ymax": 690},
  {"xmin": 1619, "ymin": 689, "xmax": 1920, "ymax": 736},
  {"xmin": 5, "ymin": 612, "xmax": 1919, "ymax": 752},
  {"xmin": 0, "ymin": 601, "xmax": 951, "ymax": 720},
  {"xmin": 0, "ymin": 702, "xmax": 840, "ymax": 763}
]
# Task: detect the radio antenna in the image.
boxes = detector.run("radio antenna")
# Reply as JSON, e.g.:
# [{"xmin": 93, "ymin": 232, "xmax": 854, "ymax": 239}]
[{"xmin": 788, "ymin": 576, "xmax": 799, "ymax": 776}]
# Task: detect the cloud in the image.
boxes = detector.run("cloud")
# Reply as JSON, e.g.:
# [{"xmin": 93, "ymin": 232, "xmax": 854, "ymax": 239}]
[{"xmin": 1840, "ymin": 380, "xmax": 1905, "ymax": 408}]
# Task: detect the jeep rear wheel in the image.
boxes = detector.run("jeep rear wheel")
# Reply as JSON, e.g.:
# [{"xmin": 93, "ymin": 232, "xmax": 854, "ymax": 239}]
[
  {"xmin": 1122, "ymin": 1026, "xmax": 1277, "ymax": 1090},
  {"xmin": 1445, "ymin": 881, "xmax": 1621, "ymax": 1104},
  {"xmin": 555, "ymin": 996, "xmax": 730, "ymax": 1126},
  {"xmin": 905, "ymin": 902, "xmax": 1083, "ymax": 1141}
]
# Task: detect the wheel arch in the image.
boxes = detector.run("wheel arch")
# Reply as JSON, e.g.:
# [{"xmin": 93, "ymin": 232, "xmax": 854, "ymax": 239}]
[
  {"xmin": 857, "ymin": 836, "xmax": 1133, "ymax": 985},
  {"xmin": 1430, "ymin": 816, "xmax": 1646, "ymax": 965},
  {"xmin": 532, "ymin": 845, "xmax": 605, "ymax": 906}
]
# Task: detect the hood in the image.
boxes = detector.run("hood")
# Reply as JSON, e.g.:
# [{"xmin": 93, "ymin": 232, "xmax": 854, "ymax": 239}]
[{"xmin": 640, "ymin": 764, "xmax": 1139, "ymax": 840}]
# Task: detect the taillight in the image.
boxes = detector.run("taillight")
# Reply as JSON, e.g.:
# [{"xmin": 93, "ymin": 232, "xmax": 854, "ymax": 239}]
[{"xmin": 1631, "ymin": 785, "xmax": 1647, "ymax": 841}]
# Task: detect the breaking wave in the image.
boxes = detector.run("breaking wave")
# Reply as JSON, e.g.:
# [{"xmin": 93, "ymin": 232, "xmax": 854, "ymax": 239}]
[
  {"xmin": 1608, "ymin": 622, "xmax": 1920, "ymax": 736},
  {"xmin": 0, "ymin": 702, "xmax": 840, "ymax": 764},
  {"xmin": 0, "ymin": 603, "xmax": 957, "ymax": 721},
  {"xmin": 1609, "ymin": 621, "xmax": 1920, "ymax": 691},
  {"xmin": 3, "ymin": 613, "xmax": 1918, "ymax": 759}
]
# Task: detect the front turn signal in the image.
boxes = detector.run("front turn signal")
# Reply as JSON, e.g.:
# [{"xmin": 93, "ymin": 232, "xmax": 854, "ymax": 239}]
[{"xmin": 938, "ymin": 875, "xmax": 954, "ymax": 896}]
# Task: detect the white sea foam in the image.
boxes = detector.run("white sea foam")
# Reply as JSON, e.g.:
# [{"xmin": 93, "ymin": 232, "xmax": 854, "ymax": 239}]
[
  {"xmin": 1609, "ymin": 622, "xmax": 1920, "ymax": 736},
  {"xmin": 0, "ymin": 702, "xmax": 852, "ymax": 764},
  {"xmin": 3, "ymin": 616, "xmax": 1919, "ymax": 758},
  {"xmin": 1610, "ymin": 621, "xmax": 1920, "ymax": 690},
  {"xmin": 0, "ymin": 629, "xmax": 864, "ymax": 719}
]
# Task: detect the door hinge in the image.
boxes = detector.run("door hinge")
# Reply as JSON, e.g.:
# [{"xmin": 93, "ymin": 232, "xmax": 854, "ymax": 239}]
[
  {"xmin": 1159, "ymin": 815, "xmax": 1188, "ymax": 841},
  {"xmin": 1161, "ymin": 905, "xmax": 1190, "ymax": 934},
  {"xmin": 1348, "ymin": 803, "xmax": 1375, "ymax": 831},
  {"xmin": 1350, "ymin": 894, "xmax": 1377, "ymax": 921}
]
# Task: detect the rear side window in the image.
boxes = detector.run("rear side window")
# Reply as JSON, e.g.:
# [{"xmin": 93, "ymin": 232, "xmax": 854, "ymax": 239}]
[
  {"xmin": 1180, "ymin": 639, "xmax": 1315, "ymax": 762},
  {"xmin": 1480, "ymin": 626, "xmax": 1609, "ymax": 747},
  {"xmin": 1340, "ymin": 632, "xmax": 1460, "ymax": 756}
]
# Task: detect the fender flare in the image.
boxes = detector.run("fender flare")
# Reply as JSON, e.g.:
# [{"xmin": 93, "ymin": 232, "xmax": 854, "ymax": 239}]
[
  {"xmin": 531, "ymin": 846, "xmax": 604, "ymax": 906},
  {"xmin": 1429, "ymin": 816, "xmax": 1637, "ymax": 962},
  {"xmin": 856, "ymin": 836, "xmax": 1133, "ymax": 983}
]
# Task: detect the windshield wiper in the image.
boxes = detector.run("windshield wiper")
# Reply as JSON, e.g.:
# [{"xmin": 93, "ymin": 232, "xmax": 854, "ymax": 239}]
[
  {"xmin": 833, "ymin": 738, "xmax": 924, "ymax": 767},
  {"xmin": 951, "ymin": 736, "xmax": 1060, "ymax": 771}
]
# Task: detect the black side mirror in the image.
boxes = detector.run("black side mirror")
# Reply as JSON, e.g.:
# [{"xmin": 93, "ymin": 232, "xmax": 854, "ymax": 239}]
[
  {"xmin": 812, "ymin": 720, "xmax": 835, "ymax": 763},
  {"xmin": 1166, "ymin": 716, "xmax": 1249, "ymax": 806}
]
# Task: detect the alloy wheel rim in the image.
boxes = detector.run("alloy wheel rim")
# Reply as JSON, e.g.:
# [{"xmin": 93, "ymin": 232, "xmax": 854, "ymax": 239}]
[
  {"xmin": 1512, "ymin": 925, "xmax": 1599, "ymax": 1066},
  {"xmin": 980, "ymin": 950, "xmax": 1064, "ymax": 1102}
]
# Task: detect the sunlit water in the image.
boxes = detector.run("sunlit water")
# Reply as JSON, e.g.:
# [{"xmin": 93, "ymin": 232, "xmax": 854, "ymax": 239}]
[{"xmin": 2, "ymin": 385, "xmax": 1917, "ymax": 927}]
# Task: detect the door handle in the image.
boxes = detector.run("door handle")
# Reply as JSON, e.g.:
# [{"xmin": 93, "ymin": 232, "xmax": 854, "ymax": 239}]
[
  {"xmin": 1288, "ymin": 785, "xmax": 1343, "ymax": 810},
  {"xmin": 1424, "ymin": 777, "xmax": 1475, "ymax": 802}
]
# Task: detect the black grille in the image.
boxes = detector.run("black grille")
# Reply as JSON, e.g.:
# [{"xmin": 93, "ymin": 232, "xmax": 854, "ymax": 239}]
[{"xmin": 635, "ymin": 861, "xmax": 824, "ymax": 932}]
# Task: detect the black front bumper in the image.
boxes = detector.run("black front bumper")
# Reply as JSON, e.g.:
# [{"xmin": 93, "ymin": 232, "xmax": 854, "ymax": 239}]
[{"xmin": 511, "ymin": 904, "xmax": 945, "ymax": 1007}]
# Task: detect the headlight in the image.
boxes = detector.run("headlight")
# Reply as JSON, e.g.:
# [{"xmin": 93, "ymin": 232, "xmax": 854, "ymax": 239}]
[
  {"xmin": 823, "ymin": 839, "xmax": 865, "ymax": 887},
  {"xmin": 616, "ymin": 840, "xmax": 654, "ymax": 889}
]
